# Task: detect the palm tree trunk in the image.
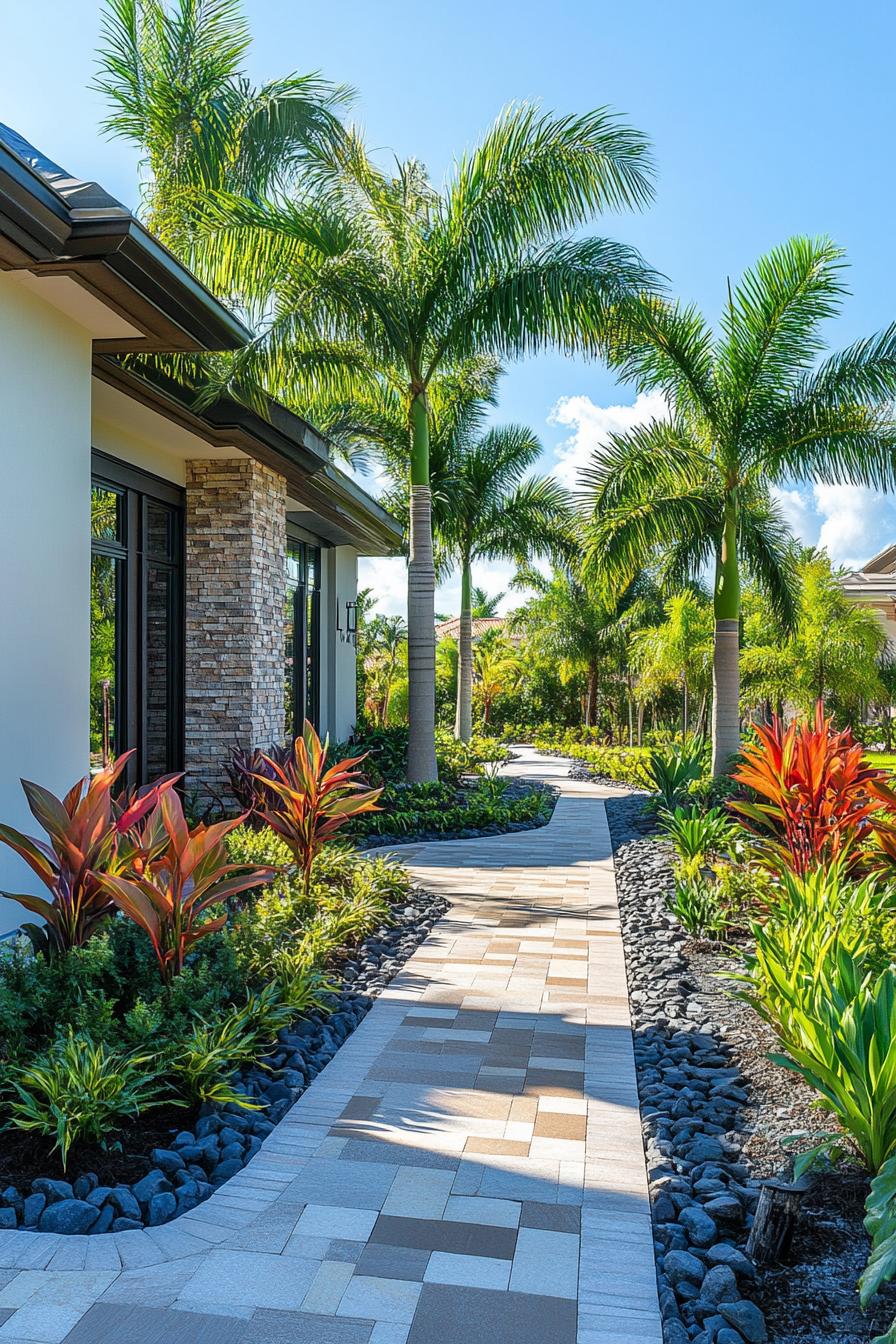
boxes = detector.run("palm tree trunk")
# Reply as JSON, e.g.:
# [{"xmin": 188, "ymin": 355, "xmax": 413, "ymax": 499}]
[
  {"xmin": 454, "ymin": 557, "xmax": 474, "ymax": 743},
  {"xmin": 586, "ymin": 662, "xmax": 598, "ymax": 728},
  {"xmin": 710, "ymin": 494, "xmax": 742, "ymax": 776},
  {"xmin": 682, "ymin": 678, "xmax": 689, "ymax": 738},
  {"xmin": 637, "ymin": 703, "xmax": 644, "ymax": 747},
  {"xmin": 407, "ymin": 392, "xmax": 438, "ymax": 782}
]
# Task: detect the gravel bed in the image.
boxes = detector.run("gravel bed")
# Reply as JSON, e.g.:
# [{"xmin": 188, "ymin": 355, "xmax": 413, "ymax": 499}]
[
  {"xmin": 2, "ymin": 882, "xmax": 447, "ymax": 1237},
  {"xmin": 606, "ymin": 790, "xmax": 896, "ymax": 1343}
]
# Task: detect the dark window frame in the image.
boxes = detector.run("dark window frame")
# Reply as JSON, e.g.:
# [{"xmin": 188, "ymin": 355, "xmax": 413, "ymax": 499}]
[{"xmin": 90, "ymin": 451, "xmax": 185, "ymax": 782}]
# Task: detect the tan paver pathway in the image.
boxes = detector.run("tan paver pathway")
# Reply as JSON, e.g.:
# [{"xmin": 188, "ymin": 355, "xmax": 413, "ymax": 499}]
[{"xmin": 0, "ymin": 747, "xmax": 661, "ymax": 1344}]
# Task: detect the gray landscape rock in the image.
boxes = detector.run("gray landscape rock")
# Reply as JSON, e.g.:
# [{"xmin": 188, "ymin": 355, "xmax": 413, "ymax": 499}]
[
  {"xmin": 38, "ymin": 1199, "xmax": 100, "ymax": 1235},
  {"xmin": 720, "ymin": 1299, "xmax": 768, "ymax": 1342}
]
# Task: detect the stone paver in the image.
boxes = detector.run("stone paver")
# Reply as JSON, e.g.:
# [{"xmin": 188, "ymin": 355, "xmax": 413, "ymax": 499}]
[{"xmin": 0, "ymin": 748, "xmax": 660, "ymax": 1343}]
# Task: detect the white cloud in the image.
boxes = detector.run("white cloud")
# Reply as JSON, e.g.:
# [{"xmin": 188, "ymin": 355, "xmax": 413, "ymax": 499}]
[
  {"xmin": 358, "ymin": 556, "xmax": 524, "ymax": 621},
  {"xmin": 813, "ymin": 483, "xmax": 896, "ymax": 570},
  {"xmin": 770, "ymin": 484, "xmax": 815, "ymax": 540},
  {"xmin": 357, "ymin": 556, "xmax": 407, "ymax": 618},
  {"xmin": 548, "ymin": 390, "xmax": 669, "ymax": 490}
]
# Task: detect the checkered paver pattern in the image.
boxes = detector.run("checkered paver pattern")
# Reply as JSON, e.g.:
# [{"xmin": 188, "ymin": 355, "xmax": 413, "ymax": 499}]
[{"xmin": 0, "ymin": 748, "xmax": 661, "ymax": 1344}]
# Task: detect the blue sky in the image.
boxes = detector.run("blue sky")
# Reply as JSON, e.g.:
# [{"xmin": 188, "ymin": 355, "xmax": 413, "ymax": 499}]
[{"xmin": 5, "ymin": 0, "xmax": 896, "ymax": 612}]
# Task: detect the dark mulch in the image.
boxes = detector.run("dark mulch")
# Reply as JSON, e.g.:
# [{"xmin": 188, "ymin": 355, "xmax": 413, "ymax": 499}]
[{"xmin": 0, "ymin": 1105, "xmax": 187, "ymax": 1188}]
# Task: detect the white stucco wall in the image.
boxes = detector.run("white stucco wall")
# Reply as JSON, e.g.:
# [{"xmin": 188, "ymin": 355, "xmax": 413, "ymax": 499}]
[
  {"xmin": 324, "ymin": 546, "xmax": 359, "ymax": 741},
  {"xmin": 0, "ymin": 275, "xmax": 93, "ymax": 934}
]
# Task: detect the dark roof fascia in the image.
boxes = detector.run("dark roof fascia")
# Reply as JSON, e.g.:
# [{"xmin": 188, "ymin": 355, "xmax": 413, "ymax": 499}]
[
  {"xmin": 93, "ymin": 355, "xmax": 329, "ymax": 479},
  {"xmin": 93, "ymin": 355, "xmax": 403, "ymax": 555},
  {"xmin": 64, "ymin": 214, "xmax": 250, "ymax": 352},
  {"xmin": 0, "ymin": 142, "xmax": 249, "ymax": 352},
  {"xmin": 293, "ymin": 463, "xmax": 404, "ymax": 555},
  {"xmin": 0, "ymin": 142, "xmax": 71, "ymax": 265}
]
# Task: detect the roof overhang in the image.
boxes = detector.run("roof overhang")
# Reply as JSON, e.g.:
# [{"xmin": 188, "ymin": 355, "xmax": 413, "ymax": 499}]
[
  {"xmin": 94, "ymin": 355, "xmax": 403, "ymax": 556},
  {"xmin": 0, "ymin": 139, "xmax": 248, "ymax": 353}
]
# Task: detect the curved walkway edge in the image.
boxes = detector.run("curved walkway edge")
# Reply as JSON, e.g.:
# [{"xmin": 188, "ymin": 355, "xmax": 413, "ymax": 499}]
[{"xmin": 0, "ymin": 747, "xmax": 661, "ymax": 1344}]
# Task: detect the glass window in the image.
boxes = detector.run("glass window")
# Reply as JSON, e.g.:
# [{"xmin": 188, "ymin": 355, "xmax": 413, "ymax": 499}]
[
  {"xmin": 284, "ymin": 538, "xmax": 321, "ymax": 736},
  {"xmin": 91, "ymin": 484, "xmax": 123, "ymax": 542},
  {"xmin": 90, "ymin": 552, "xmax": 122, "ymax": 770},
  {"xmin": 90, "ymin": 462, "xmax": 183, "ymax": 782}
]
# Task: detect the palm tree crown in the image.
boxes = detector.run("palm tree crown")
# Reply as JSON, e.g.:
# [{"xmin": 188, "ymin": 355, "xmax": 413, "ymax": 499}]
[
  {"xmin": 96, "ymin": 0, "xmax": 350, "ymax": 251},
  {"xmin": 440, "ymin": 424, "xmax": 570, "ymax": 741},
  {"xmin": 188, "ymin": 102, "xmax": 657, "ymax": 779},
  {"xmin": 582, "ymin": 237, "xmax": 896, "ymax": 773}
]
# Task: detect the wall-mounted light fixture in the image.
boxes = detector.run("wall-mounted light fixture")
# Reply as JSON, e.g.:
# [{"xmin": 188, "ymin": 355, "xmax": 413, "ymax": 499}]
[{"xmin": 336, "ymin": 599, "xmax": 358, "ymax": 646}]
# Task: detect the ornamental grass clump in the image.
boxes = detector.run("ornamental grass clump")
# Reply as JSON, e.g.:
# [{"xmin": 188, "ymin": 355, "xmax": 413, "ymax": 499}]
[{"xmin": 5, "ymin": 1028, "xmax": 171, "ymax": 1169}]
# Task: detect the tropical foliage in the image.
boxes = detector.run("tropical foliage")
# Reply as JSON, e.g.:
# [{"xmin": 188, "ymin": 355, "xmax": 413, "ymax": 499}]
[{"xmin": 582, "ymin": 238, "xmax": 896, "ymax": 775}]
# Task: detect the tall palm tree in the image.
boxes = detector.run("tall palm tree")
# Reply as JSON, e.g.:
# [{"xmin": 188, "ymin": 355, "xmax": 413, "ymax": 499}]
[
  {"xmin": 190, "ymin": 105, "xmax": 657, "ymax": 779},
  {"xmin": 440, "ymin": 427, "xmax": 570, "ymax": 741},
  {"xmin": 582, "ymin": 237, "xmax": 896, "ymax": 774},
  {"xmin": 96, "ymin": 0, "xmax": 350, "ymax": 251}
]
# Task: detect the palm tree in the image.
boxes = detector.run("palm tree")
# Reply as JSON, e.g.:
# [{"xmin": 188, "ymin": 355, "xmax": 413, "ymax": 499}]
[
  {"xmin": 470, "ymin": 586, "xmax": 506, "ymax": 619},
  {"xmin": 95, "ymin": 0, "xmax": 350, "ymax": 252},
  {"xmin": 512, "ymin": 562, "xmax": 638, "ymax": 729},
  {"xmin": 474, "ymin": 641, "xmax": 521, "ymax": 726},
  {"xmin": 583, "ymin": 237, "xmax": 896, "ymax": 774},
  {"xmin": 190, "ymin": 104, "xmax": 657, "ymax": 779},
  {"xmin": 364, "ymin": 614, "xmax": 407, "ymax": 725},
  {"xmin": 440, "ymin": 427, "xmax": 570, "ymax": 741},
  {"xmin": 630, "ymin": 589, "xmax": 713, "ymax": 736}
]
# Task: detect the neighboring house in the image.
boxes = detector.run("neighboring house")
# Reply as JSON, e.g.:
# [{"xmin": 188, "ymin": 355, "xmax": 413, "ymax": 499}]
[
  {"xmin": 434, "ymin": 616, "xmax": 506, "ymax": 642},
  {"xmin": 0, "ymin": 124, "xmax": 400, "ymax": 926},
  {"xmin": 839, "ymin": 544, "xmax": 896, "ymax": 652}
]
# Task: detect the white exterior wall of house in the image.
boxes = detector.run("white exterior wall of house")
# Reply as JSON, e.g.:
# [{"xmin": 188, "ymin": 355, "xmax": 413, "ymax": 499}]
[
  {"xmin": 326, "ymin": 545, "xmax": 361, "ymax": 740},
  {"xmin": 0, "ymin": 275, "xmax": 93, "ymax": 933}
]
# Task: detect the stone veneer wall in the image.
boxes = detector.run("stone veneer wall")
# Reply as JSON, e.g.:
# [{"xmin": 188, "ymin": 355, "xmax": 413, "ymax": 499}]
[{"xmin": 184, "ymin": 459, "xmax": 286, "ymax": 799}]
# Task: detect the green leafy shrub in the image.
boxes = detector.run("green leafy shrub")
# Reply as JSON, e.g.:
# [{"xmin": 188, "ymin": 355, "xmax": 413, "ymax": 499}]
[
  {"xmin": 658, "ymin": 806, "xmax": 736, "ymax": 868},
  {"xmin": 734, "ymin": 865, "xmax": 896, "ymax": 1170},
  {"xmin": 532, "ymin": 734, "xmax": 649, "ymax": 786},
  {"xmin": 666, "ymin": 873, "xmax": 729, "ymax": 937},
  {"xmin": 642, "ymin": 740, "xmax": 707, "ymax": 809},
  {"xmin": 5, "ymin": 1028, "xmax": 171, "ymax": 1167},
  {"xmin": 859, "ymin": 1155, "xmax": 896, "ymax": 1340}
]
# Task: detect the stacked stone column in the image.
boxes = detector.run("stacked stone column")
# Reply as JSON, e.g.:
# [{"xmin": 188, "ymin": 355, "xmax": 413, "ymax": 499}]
[{"xmin": 184, "ymin": 459, "xmax": 286, "ymax": 800}]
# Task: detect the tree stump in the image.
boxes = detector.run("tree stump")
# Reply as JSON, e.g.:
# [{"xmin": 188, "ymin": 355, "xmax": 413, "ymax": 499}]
[{"xmin": 746, "ymin": 1176, "xmax": 813, "ymax": 1265}]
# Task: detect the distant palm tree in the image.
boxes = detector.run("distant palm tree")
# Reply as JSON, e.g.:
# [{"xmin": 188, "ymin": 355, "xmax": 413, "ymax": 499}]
[
  {"xmin": 583, "ymin": 238, "xmax": 896, "ymax": 774},
  {"xmin": 512, "ymin": 562, "xmax": 637, "ymax": 728},
  {"xmin": 471, "ymin": 587, "xmax": 506, "ymax": 619},
  {"xmin": 364, "ymin": 614, "xmax": 407, "ymax": 725},
  {"xmin": 440, "ymin": 427, "xmax": 570, "ymax": 742},
  {"xmin": 190, "ymin": 104, "xmax": 657, "ymax": 779},
  {"xmin": 474, "ymin": 642, "xmax": 521, "ymax": 726},
  {"xmin": 96, "ymin": 0, "xmax": 350, "ymax": 251}
]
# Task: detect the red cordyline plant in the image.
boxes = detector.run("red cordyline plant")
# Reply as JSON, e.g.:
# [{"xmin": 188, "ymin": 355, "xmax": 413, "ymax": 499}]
[
  {"xmin": 0, "ymin": 752, "xmax": 178, "ymax": 955},
  {"xmin": 256, "ymin": 722, "xmax": 382, "ymax": 894},
  {"xmin": 730, "ymin": 701, "xmax": 889, "ymax": 875},
  {"xmin": 95, "ymin": 789, "xmax": 276, "ymax": 984},
  {"xmin": 95, "ymin": 784, "xmax": 276, "ymax": 989}
]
